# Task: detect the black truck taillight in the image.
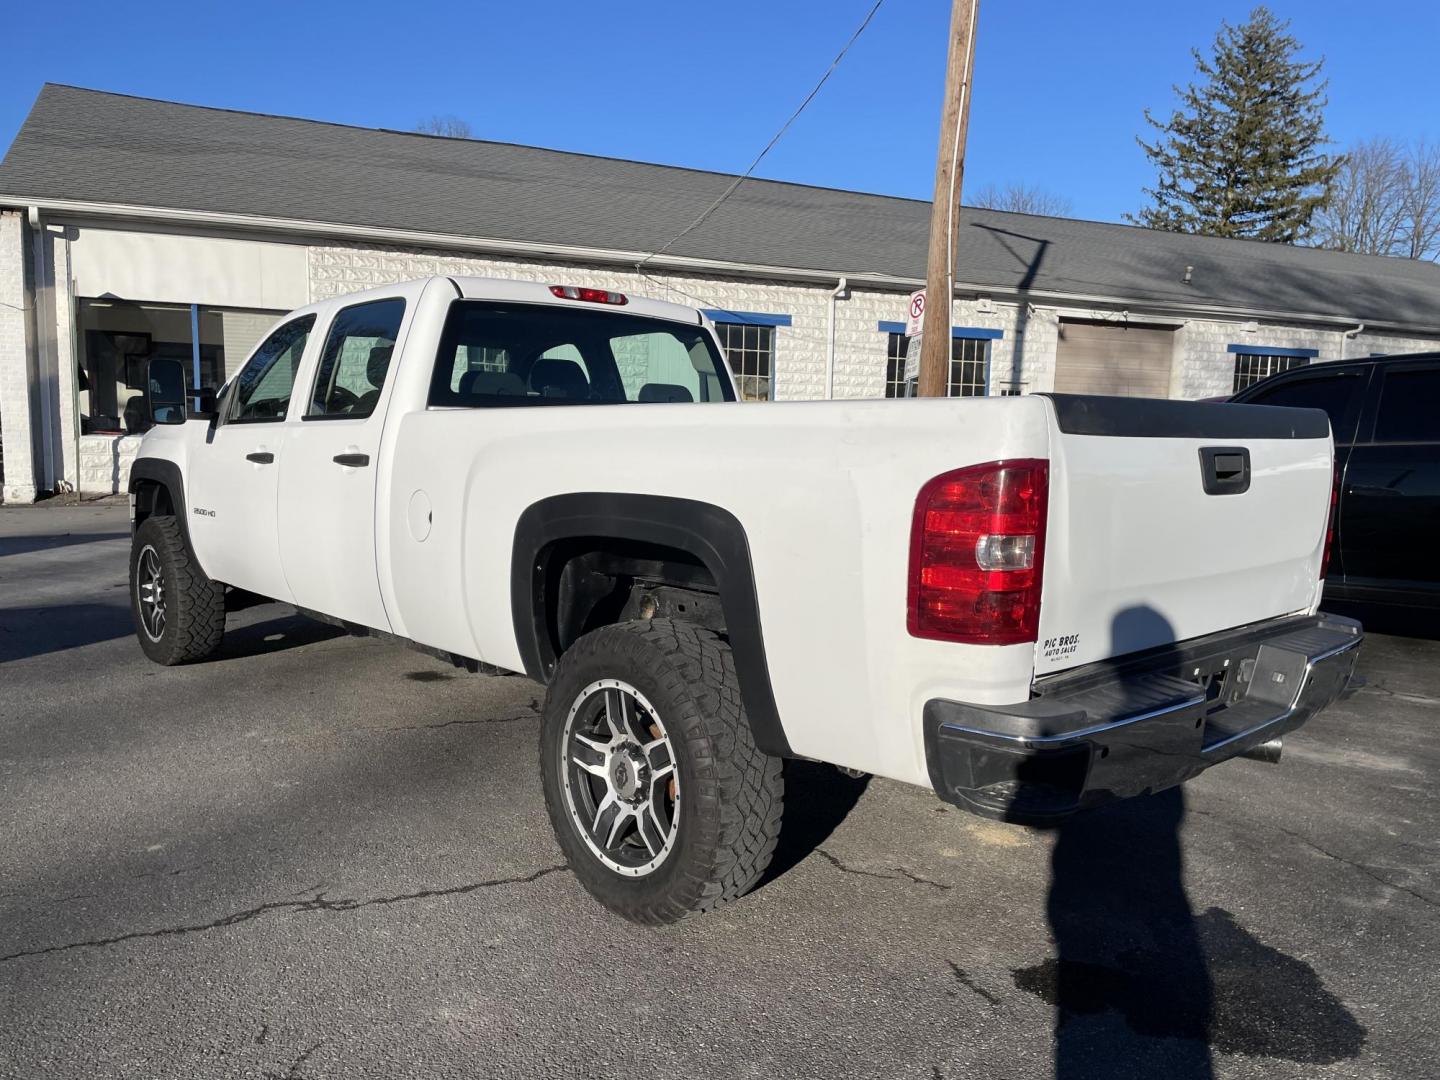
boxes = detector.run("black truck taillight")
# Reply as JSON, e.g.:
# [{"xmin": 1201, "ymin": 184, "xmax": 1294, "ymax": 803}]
[{"xmin": 907, "ymin": 460, "xmax": 1049, "ymax": 645}]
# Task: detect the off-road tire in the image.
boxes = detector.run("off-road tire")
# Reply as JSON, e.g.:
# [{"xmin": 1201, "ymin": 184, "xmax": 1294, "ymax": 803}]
[
  {"xmin": 129, "ymin": 515, "xmax": 226, "ymax": 665},
  {"xmin": 540, "ymin": 619, "xmax": 784, "ymax": 924}
]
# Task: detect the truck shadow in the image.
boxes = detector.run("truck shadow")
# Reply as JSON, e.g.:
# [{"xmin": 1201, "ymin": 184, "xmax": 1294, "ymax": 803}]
[
  {"xmin": 210, "ymin": 608, "xmax": 347, "ymax": 662},
  {"xmin": 758, "ymin": 760, "xmax": 870, "ymax": 888}
]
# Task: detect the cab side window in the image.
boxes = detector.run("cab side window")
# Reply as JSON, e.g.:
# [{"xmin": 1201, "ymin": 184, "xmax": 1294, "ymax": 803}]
[
  {"xmin": 1246, "ymin": 371, "xmax": 1365, "ymax": 445},
  {"xmin": 1373, "ymin": 367, "xmax": 1440, "ymax": 444},
  {"xmin": 308, "ymin": 298, "xmax": 406, "ymax": 419},
  {"xmin": 226, "ymin": 316, "xmax": 316, "ymax": 423}
]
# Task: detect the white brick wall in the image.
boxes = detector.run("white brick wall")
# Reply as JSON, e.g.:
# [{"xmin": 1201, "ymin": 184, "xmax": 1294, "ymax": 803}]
[
  {"xmin": 7, "ymin": 229, "xmax": 1440, "ymax": 498},
  {"xmin": 78, "ymin": 434, "xmax": 143, "ymax": 494},
  {"xmin": 0, "ymin": 211, "xmax": 36, "ymax": 503},
  {"xmin": 308, "ymin": 243, "xmax": 1051, "ymax": 401},
  {"xmin": 1173, "ymin": 319, "xmax": 1440, "ymax": 399},
  {"xmin": 310, "ymin": 244, "xmax": 856, "ymax": 400}
]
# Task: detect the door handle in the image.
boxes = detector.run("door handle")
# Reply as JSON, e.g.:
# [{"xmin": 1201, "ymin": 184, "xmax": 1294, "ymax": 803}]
[
  {"xmin": 332, "ymin": 453, "xmax": 370, "ymax": 468},
  {"xmin": 245, "ymin": 451, "xmax": 274, "ymax": 464}
]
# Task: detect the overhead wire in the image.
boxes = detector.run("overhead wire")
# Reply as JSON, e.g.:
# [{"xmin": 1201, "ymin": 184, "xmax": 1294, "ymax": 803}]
[{"xmin": 633, "ymin": 0, "xmax": 888, "ymax": 307}]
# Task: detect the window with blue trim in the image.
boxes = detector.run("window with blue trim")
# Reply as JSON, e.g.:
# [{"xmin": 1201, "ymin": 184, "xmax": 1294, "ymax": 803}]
[
  {"xmin": 885, "ymin": 333, "xmax": 909, "ymax": 398},
  {"xmin": 714, "ymin": 322, "xmax": 774, "ymax": 401},
  {"xmin": 948, "ymin": 337, "xmax": 990, "ymax": 396},
  {"xmin": 880, "ymin": 322, "xmax": 994, "ymax": 398},
  {"xmin": 1232, "ymin": 352, "xmax": 1308, "ymax": 392},
  {"xmin": 884, "ymin": 334, "xmax": 989, "ymax": 397}
]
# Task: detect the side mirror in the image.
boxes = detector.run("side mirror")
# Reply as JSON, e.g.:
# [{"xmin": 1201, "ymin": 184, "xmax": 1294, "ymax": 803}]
[
  {"xmin": 194, "ymin": 387, "xmax": 218, "ymax": 421},
  {"xmin": 147, "ymin": 357, "xmax": 188, "ymax": 426}
]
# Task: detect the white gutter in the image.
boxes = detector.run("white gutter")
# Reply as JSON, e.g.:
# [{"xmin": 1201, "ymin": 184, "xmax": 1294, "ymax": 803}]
[
  {"xmin": 825, "ymin": 276, "xmax": 848, "ymax": 400},
  {"xmin": 1340, "ymin": 322, "xmax": 1365, "ymax": 360},
  {"xmin": 5, "ymin": 194, "xmax": 1440, "ymax": 339}
]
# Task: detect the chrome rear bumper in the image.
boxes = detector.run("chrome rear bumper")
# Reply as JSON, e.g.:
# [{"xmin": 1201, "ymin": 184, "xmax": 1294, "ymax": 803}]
[{"xmin": 923, "ymin": 613, "xmax": 1362, "ymax": 825}]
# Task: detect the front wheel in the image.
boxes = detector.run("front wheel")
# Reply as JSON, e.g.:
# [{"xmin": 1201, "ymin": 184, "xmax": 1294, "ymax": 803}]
[
  {"xmin": 539, "ymin": 619, "xmax": 784, "ymax": 924},
  {"xmin": 129, "ymin": 515, "xmax": 226, "ymax": 665}
]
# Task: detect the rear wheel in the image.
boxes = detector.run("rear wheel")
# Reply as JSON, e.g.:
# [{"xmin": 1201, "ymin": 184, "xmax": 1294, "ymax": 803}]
[
  {"xmin": 129, "ymin": 515, "xmax": 226, "ymax": 665},
  {"xmin": 539, "ymin": 619, "xmax": 783, "ymax": 924}
]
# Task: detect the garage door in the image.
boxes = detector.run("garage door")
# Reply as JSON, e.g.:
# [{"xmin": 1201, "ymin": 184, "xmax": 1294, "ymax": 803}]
[{"xmin": 1054, "ymin": 320, "xmax": 1176, "ymax": 398}]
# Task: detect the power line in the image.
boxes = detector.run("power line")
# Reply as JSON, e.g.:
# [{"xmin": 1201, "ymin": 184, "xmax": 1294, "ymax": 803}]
[{"xmin": 635, "ymin": 0, "xmax": 887, "ymax": 275}]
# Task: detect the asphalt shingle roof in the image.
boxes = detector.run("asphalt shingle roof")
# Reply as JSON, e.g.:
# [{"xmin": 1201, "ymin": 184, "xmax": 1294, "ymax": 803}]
[{"xmin": 3, "ymin": 84, "xmax": 1439, "ymax": 330}]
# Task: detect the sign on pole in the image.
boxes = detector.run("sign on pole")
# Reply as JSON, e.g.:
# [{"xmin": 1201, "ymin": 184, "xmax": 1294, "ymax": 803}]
[{"xmin": 906, "ymin": 289, "xmax": 926, "ymax": 337}]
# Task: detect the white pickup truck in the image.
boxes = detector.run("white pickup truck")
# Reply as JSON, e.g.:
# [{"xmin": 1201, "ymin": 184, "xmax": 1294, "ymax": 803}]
[{"xmin": 129, "ymin": 276, "xmax": 1361, "ymax": 923}]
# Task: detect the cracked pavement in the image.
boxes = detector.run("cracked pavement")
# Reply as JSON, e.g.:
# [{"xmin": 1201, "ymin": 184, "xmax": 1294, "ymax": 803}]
[{"xmin": 2, "ymin": 503, "xmax": 1438, "ymax": 1079}]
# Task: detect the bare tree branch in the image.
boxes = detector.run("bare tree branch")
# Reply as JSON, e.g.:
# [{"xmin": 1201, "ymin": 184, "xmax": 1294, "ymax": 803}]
[
  {"xmin": 413, "ymin": 116, "xmax": 474, "ymax": 138},
  {"xmin": 1313, "ymin": 138, "xmax": 1440, "ymax": 260},
  {"xmin": 1399, "ymin": 140, "xmax": 1440, "ymax": 261},
  {"xmin": 1310, "ymin": 138, "xmax": 1405, "ymax": 254},
  {"xmin": 969, "ymin": 182, "xmax": 1073, "ymax": 217}
]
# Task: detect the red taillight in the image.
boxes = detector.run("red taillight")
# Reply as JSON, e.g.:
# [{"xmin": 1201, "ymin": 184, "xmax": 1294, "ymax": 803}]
[
  {"xmin": 907, "ymin": 460, "xmax": 1049, "ymax": 645},
  {"xmin": 1320, "ymin": 465, "xmax": 1340, "ymax": 580},
  {"xmin": 549, "ymin": 285, "xmax": 628, "ymax": 306}
]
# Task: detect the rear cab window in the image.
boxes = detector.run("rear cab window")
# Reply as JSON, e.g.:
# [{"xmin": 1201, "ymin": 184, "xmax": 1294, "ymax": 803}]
[{"xmin": 427, "ymin": 302, "xmax": 734, "ymax": 408}]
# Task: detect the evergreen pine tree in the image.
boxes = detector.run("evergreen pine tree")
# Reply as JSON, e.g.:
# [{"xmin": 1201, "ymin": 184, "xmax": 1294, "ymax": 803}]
[{"xmin": 1131, "ymin": 6, "xmax": 1341, "ymax": 242}]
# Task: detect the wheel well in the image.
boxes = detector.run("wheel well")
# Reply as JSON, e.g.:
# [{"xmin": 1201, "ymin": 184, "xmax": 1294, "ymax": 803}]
[
  {"xmin": 537, "ymin": 537, "xmax": 722, "ymax": 664},
  {"xmin": 512, "ymin": 492, "xmax": 792, "ymax": 758},
  {"xmin": 131, "ymin": 479, "xmax": 175, "ymax": 527}
]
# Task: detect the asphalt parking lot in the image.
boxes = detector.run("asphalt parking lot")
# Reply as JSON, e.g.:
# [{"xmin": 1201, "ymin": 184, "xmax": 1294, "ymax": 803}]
[{"xmin": 2, "ymin": 503, "xmax": 1437, "ymax": 1079}]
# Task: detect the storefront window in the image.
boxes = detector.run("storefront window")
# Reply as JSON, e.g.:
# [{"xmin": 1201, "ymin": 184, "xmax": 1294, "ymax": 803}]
[{"xmin": 76, "ymin": 300, "xmax": 283, "ymax": 435}]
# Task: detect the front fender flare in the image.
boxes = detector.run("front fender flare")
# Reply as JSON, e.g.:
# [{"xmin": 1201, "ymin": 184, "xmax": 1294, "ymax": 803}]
[{"xmin": 127, "ymin": 457, "xmax": 194, "ymax": 554}]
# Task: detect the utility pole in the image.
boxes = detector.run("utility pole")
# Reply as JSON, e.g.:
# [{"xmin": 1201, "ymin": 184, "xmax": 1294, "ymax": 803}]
[{"xmin": 917, "ymin": 0, "xmax": 980, "ymax": 398}]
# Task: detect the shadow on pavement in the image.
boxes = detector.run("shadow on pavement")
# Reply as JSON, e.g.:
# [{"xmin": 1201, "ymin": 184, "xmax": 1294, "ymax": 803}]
[
  {"xmin": 758, "ymin": 760, "xmax": 870, "ymax": 889},
  {"xmin": 0, "ymin": 603, "xmax": 134, "ymax": 663},
  {"xmin": 1012, "ymin": 605, "xmax": 1365, "ymax": 1077},
  {"xmin": 210, "ymin": 609, "xmax": 348, "ymax": 662},
  {"xmin": 0, "ymin": 604, "xmax": 345, "ymax": 665},
  {"xmin": 0, "ymin": 532, "xmax": 131, "ymax": 559}
]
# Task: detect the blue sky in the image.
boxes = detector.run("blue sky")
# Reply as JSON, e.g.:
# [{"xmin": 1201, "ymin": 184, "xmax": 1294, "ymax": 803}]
[{"xmin": 2, "ymin": 1, "xmax": 1436, "ymax": 224}]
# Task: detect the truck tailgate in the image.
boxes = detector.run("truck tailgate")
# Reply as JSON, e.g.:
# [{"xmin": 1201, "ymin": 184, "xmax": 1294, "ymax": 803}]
[{"xmin": 1035, "ymin": 394, "xmax": 1333, "ymax": 676}]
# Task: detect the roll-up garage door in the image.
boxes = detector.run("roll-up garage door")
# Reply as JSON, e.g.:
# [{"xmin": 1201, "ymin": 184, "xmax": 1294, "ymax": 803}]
[{"xmin": 1054, "ymin": 320, "xmax": 1177, "ymax": 398}]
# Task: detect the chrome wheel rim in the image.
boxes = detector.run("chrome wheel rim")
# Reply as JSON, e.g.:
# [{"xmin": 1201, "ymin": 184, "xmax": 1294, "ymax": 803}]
[
  {"xmin": 136, "ymin": 544, "xmax": 166, "ymax": 642},
  {"xmin": 560, "ymin": 679, "xmax": 680, "ymax": 877}
]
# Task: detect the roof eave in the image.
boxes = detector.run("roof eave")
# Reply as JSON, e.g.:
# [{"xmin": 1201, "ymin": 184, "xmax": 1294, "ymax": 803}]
[{"xmin": 5, "ymin": 194, "xmax": 1440, "ymax": 339}]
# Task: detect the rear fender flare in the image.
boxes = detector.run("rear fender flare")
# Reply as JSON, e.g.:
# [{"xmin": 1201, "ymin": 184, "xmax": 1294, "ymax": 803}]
[{"xmin": 511, "ymin": 492, "xmax": 791, "ymax": 757}]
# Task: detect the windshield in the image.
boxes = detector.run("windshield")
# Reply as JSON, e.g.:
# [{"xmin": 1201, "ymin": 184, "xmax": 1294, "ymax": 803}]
[{"xmin": 428, "ymin": 301, "xmax": 734, "ymax": 407}]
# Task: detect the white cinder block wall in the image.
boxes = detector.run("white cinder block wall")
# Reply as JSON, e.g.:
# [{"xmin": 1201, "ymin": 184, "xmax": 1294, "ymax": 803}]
[
  {"xmin": 3, "ymin": 227, "xmax": 1440, "ymax": 500},
  {"xmin": 309, "ymin": 243, "xmax": 1035, "ymax": 400},
  {"xmin": 317, "ymin": 242, "xmax": 1440, "ymax": 405},
  {"xmin": 1173, "ymin": 320, "xmax": 1439, "ymax": 399}
]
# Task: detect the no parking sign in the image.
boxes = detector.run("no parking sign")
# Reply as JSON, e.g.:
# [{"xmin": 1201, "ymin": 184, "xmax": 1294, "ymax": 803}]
[{"xmin": 906, "ymin": 289, "xmax": 925, "ymax": 336}]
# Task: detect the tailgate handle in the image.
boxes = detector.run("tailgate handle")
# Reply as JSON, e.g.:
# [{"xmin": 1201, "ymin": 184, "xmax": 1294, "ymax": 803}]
[{"xmin": 1199, "ymin": 446, "xmax": 1250, "ymax": 495}]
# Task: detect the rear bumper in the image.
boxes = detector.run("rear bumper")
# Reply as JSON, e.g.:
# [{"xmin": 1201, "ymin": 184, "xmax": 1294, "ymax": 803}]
[{"xmin": 923, "ymin": 613, "xmax": 1362, "ymax": 825}]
